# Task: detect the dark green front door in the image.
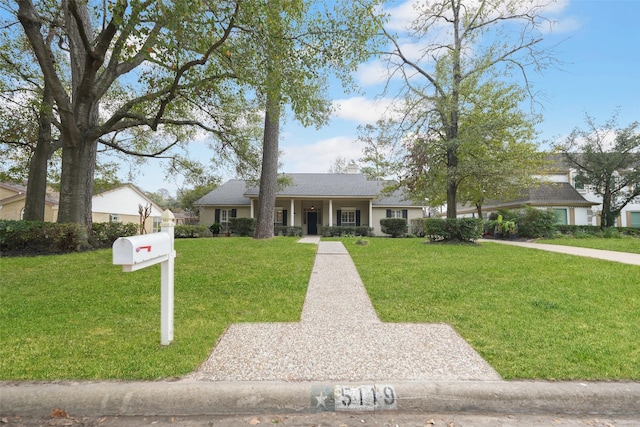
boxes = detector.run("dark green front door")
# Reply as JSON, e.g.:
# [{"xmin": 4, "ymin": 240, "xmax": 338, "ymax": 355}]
[{"xmin": 308, "ymin": 212, "xmax": 318, "ymax": 235}]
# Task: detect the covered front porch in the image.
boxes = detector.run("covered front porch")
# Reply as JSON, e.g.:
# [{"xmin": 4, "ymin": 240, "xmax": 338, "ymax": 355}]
[{"xmin": 248, "ymin": 197, "xmax": 375, "ymax": 235}]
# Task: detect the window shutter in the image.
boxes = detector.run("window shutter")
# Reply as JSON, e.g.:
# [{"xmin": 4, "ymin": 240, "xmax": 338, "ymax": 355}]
[
  {"xmin": 283, "ymin": 210, "xmax": 287, "ymax": 226},
  {"xmin": 337, "ymin": 209, "xmax": 342, "ymax": 226},
  {"xmin": 356, "ymin": 210, "xmax": 361, "ymax": 226},
  {"xmin": 386, "ymin": 209, "xmax": 391, "ymax": 218},
  {"xmin": 215, "ymin": 209, "xmax": 220, "ymax": 223},
  {"xmin": 402, "ymin": 209, "xmax": 408, "ymax": 219},
  {"xmin": 231, "ymin": 209, "xmax": 237, "ymax": 218}
]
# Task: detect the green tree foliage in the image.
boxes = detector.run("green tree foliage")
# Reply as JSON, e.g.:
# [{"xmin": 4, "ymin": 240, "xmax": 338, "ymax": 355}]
[
  {"xmin": 231, "ymin": 0, "xmax": 385, "ymax": 238},
  {"xmin": 555, "ymin": 113, "xmax": 640, "ymax": 229},
  {"xmin": 380, "ymin": 0, "xmax": 555, "ymax": 218},
  {"xmin": 10, "ymin": 0, "xmax": 262, "ymax": 244},
  {"xmin": 357, "ymin": 120, "xmax": 401, "ymax": 180},
  {"xmin": 403, "ymin": 81, "xmax": 547, "ymax": 218}
]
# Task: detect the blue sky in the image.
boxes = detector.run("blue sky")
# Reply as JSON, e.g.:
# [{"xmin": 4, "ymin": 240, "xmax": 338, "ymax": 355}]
[{"xmin": 133, "ymin": 0, "xmax": 640, "ymax": 195}]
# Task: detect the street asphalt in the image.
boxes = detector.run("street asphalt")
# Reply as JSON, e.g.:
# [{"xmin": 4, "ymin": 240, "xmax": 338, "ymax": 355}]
[{"xmin": 1, "ymin": 237, "xmax": 638, "ymax": 423}]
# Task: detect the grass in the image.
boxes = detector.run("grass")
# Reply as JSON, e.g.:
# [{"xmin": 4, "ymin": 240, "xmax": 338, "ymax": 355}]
[
  {"xmin": 343, "ymin": 238, "xmax": 640, "ymax": 380},
  {"xmin": 2, "ymin": 236, "xmax": 639, "ymax": 381},
  {"xmin": 0, "ymin": 237, "xmax": 316, "ymax": 380},
  {"xmin": 537, "ymin": 236, "xmax": 640, "ymax": 254}
]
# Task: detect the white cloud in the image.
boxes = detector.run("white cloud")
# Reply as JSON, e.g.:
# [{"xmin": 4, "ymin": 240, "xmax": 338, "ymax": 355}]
[
  {"xmin": 356, "ymin": 61, "xmax": 391, "ymax": 86},
  {"xmin": 281, "ymin": 136, "xmax": 365, "ymax": 173},
  {"xmin": 332, "ymin": 96, "xmax": 399, "ymax": 124}
]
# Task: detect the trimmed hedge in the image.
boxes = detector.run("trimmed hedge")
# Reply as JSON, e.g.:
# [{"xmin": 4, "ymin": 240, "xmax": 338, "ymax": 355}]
[
  {"xmin": 229, "ymin": 217, "xmax": 256, "ymax": 237},
  {"xmin": 410, "ymin": 218, "xmax": 425, "ymax": 237},
  {"xmin": 380, "ymin": 218, "xmax": 408, "ymax": 238},
  {"xmin": 174, "ymin": 225, "xmax": 207, "ymax": 238},
  {"xmin": 424, "ymin": 218, "xmax": 482, "ymax": 242},
  {"xmin": 274, "ymin": 225, "xmax": 303, "ymax": 237},
  {"xmin": 0, "ymin": 220, "xmax": 147, "ymax": 256},
  {"xmin": 321, "ymin": 226, "xmax": 373, "ymax": 237},
  {"xmin": 92, "ymin": 222, "xmax": 139, "ymax": 246},
  {"xmin": 555, "ymin": 225, "xmax": 640, "ymax": 238}
]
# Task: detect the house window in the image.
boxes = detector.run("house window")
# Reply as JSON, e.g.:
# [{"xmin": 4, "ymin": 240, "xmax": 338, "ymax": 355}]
[
  {"xmin": 220, "ymin": 209, "xmax": 231, "ymax": 231},
  {"xmin": 215, "ymin": 208, "xmax": 236, "ymax": 232},
  {"xmin": 341, "ymin": 209, "xmax": 356, "ymax": 226},
  {"xmin": 274, "ymin": 208, "xmax": 283, "ymax": 224},
  {"xmin": 553, "ymin": 208, "xmax": 568, "ymax": 225},
  {"xmin": 110, "ymin": 213, "xmax": 120, "ymax": 223},
  {"xmin": 386, "ymin": 209, "xmax": 408, "ymax": 219},
  {"xmin": 153, "ymin": 217, "xmax": 161, "ymax": 232},
  {"xmin": 630, "ymin": 212, "xmax": 640, "ymax": 228}
]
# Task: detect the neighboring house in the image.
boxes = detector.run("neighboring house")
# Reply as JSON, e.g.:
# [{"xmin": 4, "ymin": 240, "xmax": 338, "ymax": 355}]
[
  {"xmin": 0, "ymin": 182, "xmax": 59, "ymax": 221},
  {"xmin": 1, "ymin": 182, "xmax": 164, "ymax": 234},
  {"xmin": 92, "ymin": 184, "xmax": 164, "ymax": 234},
  {"xmin": 454, "ymin": 154, "xmax": 640, "ymax": 227},
  {"xmin": 455, "ymin": 182, "xmax": 599, "ymax": 225},
  {"xmin": 195, "ymin": 172, "xmax": 424, "ymax": 236},
  {"xmin": 545, "ymin": 155, "xmax": 640, "ymax": 227}
]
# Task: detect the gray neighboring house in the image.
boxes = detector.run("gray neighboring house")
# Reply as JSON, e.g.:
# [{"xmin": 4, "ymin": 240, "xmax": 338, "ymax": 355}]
[
  {"xmin": 455, "ymin": 182, "xmax": 599, "ymax": 225},
  {"xmin": 195, "ymin": 172, "xmax": 424, "ymax": 236}
]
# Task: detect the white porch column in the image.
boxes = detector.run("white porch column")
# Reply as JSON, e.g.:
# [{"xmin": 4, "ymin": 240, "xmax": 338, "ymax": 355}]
[
  {"xmin": 250, "ymin": 199, "xmax": 254, "ymax": 218},
  {"xmin": 329, "ymin": 199, "xmax": 333, "ymax": 226},
  {"xmin": 290, "ymin": 199, "xmax": 295, "ymax": 226},
  {"xmin": 369, "ymin": 200, "xmax": 373, "ymax": 229}
]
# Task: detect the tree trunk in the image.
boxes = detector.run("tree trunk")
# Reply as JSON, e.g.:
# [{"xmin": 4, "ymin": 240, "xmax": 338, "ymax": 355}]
[
  {"xmin": 23, "ymin": 86, "xmax": 53, "ymax": 221},
  {"xmin": 601, "ymin": 188, "xmax": 615, "ymax": 229},
  {"xmin": 57, "ymin": 135, "xmax": 95, "ymax": 247},
  {"xmin": 445, "ymin": 0, "xmax": 462, "ymax": 220},
  {"xmin": 254, "ymin": 93, "xmax": 281, "ymax": 239},
  {"xmin": 475, "ymin": 203, "xmax": 483, "ymax": 220}
]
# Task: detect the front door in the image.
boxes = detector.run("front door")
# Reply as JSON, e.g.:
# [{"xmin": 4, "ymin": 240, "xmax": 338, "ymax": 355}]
[{"xmin": 307, "ymin": 212, "xmax": 318, "ymax": 235}]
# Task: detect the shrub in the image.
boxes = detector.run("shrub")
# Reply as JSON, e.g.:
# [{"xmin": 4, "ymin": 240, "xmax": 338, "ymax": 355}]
[
  {"xmin": 424, "ymin": 218, "xmax": 482, "ymax": 243},
  {"xmin": 274, "ymin": 225, "xmax": 303, "ymax": 237},
  {"xmin": 174, "ymin": 225, "xmax": 207, "ymax": 238},
  {"xmin": 380, "ymin": 218, "xmax": 408, "ymax": 238},
  {"xmin": 92, "ymin": 222, "xmax": 139, "ymax": 247},
  {"xmin": 0, "ymin": 220, "xmax": 85, "ymax": 255},
  {"xmin": 209, "ymin": 223, "xmax": 222, "ymax": 235},
  {"xmin": 321, "ymin": 226, "xmax": 372, "ymax": 237},
  {"xmin": 513, "ymin": 207, "xmax": 556, "ymax": 239},
  {"xmin": 410, "ymin": 218, "xmax": 425, "ymax": 237},
  {"xmin": 229, "ymin": 217, "xmax": 256, "ymax": 236}
]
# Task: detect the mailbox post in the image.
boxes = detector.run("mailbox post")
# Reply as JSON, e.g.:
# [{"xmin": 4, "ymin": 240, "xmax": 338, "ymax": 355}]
[
  {"xmin": 112, "ymin": 209, "xmax": 176, "ymax": 345},
  {"xmin": 160, "ymin": 210, "xmax": 175, "ymax": 346}
]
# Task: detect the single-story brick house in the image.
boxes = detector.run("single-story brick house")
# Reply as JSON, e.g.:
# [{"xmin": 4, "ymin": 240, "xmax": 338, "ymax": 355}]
[{"xmin": 195, "ymin": 172, "xmax": 425, "ymax": 236}]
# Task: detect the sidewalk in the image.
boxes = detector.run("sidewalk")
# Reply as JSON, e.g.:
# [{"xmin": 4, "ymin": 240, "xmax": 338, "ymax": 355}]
[
  {"xmin": 1, "ymin": 238, "xmax": 639, "ymax": 420},
  {"xmin": 479, "ymin": 238, "xmax": 640, "ymax": 266},
  {"xmin": 189, "ymin": 240, "xmax": 499, "ymax": 382}
]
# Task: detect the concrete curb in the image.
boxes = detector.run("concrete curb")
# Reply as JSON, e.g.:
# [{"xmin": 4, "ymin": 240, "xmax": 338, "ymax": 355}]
[{"xmin": 2, "ymin": 380, "xmax": 639, "ymax": 417}]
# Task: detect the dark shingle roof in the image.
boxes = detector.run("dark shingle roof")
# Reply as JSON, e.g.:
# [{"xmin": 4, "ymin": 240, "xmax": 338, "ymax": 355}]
[
  {"xmin": 243, "ymin": 174, "xmax": 380, "ymax": 197},
  {"xmin": 487, "ymin": 182, "xmax": 597, "ymax": 209},
  {"xmin": 195, "ymin": 180, "xmax": 252, "ymax": 206},
  {"xmin": 194, "ymin": 174, "xmax": 421, "ymax": 207}
]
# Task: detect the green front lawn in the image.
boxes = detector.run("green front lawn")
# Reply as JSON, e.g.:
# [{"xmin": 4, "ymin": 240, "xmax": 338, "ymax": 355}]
[
  {"xmin": 2, "ymin": 237, "xmax": 638, "ymax": 381},
  {"xmin": 345, "ymin": 238, "xmax": 640, "ymax": 380},
  {"xmin": 0, "ymin": 238, "xmax": 316, "ymax": 380}
]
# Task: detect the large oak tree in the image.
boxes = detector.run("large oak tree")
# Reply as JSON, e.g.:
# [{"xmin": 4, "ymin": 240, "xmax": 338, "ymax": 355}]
[{"xmin": 13, "ymin": 0, "xmax": 256, "ymax": 244}]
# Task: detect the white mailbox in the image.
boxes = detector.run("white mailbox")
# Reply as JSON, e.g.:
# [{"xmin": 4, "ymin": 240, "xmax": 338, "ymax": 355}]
[
  {"xmin": 112, "ymin": 210, "xmax": 177, "ymax": 345},
  {"xmin": 113, "ymin": 232, "xmax": 172, "ymax": 271}
]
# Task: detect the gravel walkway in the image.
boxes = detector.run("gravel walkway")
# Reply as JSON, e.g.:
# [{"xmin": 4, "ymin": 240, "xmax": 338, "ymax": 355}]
[{"xmin": 190, "ymin": 240, "xmax": 501, "ymax": 382}]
